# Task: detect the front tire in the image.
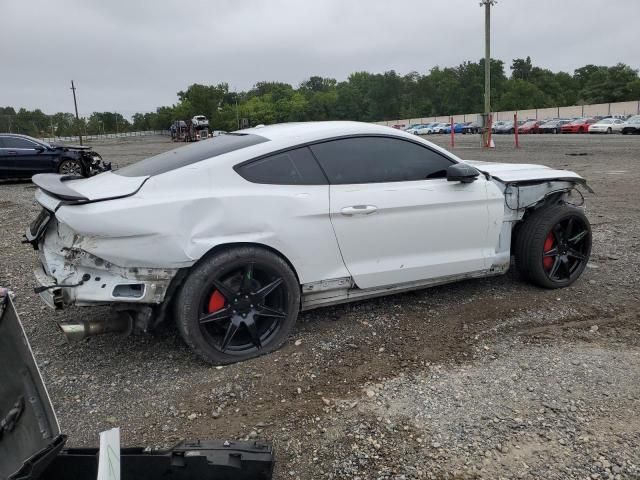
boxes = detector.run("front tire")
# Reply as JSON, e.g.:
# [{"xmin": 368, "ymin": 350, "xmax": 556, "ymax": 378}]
[
  {"xmin": 57, "ymin": 159, "xmax": 83, "ymax": 176},
  {"xmin": 515, "ymin": 204, "xmax": 592, "ymax": 289},
  {"xmin": 175, "ymin": 246, "xmax": 300, "ymax": 364}
]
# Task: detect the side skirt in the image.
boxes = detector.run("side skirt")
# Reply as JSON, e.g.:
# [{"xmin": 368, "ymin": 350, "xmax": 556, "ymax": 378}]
[{"xmin": 300, "ymin": 268, "xmax": 506, "ymax": 311}]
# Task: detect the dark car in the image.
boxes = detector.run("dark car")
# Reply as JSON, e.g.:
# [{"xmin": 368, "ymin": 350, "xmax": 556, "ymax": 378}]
[
  {"xmin": 538, "ymin": 119, "xmax": 571, "ymax": 134},
  {"xmin": 621, "ymin": 115, "xmax": 640, "ymax": 134},
  {"xmin": 493, "ymin": 120, "xmax": 515, "ymax": 134},
  {"xmin": 461, "ymin": 121, "xmax": 481, "ymax": 134},
  {"xmin": 0, "ymin": 134, "xmax": 109, "ymax": 179}
]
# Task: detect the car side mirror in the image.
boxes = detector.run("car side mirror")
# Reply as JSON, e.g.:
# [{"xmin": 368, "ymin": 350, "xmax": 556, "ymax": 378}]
[
  {"xmin": 34, "ymin": 145, "xmax": 45, "ymax": 153},
  {"xmin": 446, "ymin": 163, "xmax": 480, "ymax": 183}
]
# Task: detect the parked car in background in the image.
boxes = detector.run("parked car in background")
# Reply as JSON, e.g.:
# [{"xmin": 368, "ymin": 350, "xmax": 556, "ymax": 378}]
[
  {"xmin": 403, "ymin": 124, "xmax": 422, "ymax": 133},
  {"xmin": 414, "ymin": 123, "xmax": 438, "ymax": 135},
  {"xmin": 620, "ymin": 115, "xmax": 640, "ymax": 134},
  {"xmin": 461, "ymin": 122, "xmax": 481, "ymax": 134},
  {"xmin": 490, "ymin": 120, "xmax": 506, "ymax": 133},
  {"xmin": 443, "ymin": 123, "xmax": 465, "ymax": 134},
  {"xmin": 539, "ymin": 119, "xmax": 571, "ymax": 134},
  {"xmin": 391, "ymin": 124, "xmax": 406, "ymax": 130},
  {"xmin": 0, "ymin": 134, "xmax": 109, "ymax": 178},
  {"xmin": 588, "ymin": 118, "xmax": 625, "ymax": 134},
  {"xmin": 560, "ymin": 118, "xmax": 597, "ymax": 134},
  {"xmin": 430, "ymin": 123, "xmax": 449, "ymax": 134},
  {"xmin": 26, "ymin": 121, "xmax": 593, "ymax": 364},
  {"xmin": 519, "ymin": 120, "xmax": 544, "ymax": 134},
  {"xmin": 493, "ymin": 121, "xmax": 515, "ymax": 134}
]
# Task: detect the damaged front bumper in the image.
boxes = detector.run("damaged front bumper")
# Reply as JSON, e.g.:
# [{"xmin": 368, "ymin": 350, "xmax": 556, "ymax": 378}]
[{"xmin": 31, "ymin": 218, "xmax": 178, "ymax": 309}]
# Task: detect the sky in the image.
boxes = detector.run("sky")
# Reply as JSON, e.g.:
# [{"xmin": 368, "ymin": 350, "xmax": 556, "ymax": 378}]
[{"xmin": 1, "ymin": 0, "xmax": 638, "ymax": 118}]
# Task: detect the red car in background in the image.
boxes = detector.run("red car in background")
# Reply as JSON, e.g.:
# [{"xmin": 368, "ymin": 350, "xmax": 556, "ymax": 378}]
[
  {"xmin": 560, "ymin": 118, "xmax": 597, "ymax": 134},
  {"xmin": 518, "ymin": 120, "xmax": 544, "ymax": 134}
]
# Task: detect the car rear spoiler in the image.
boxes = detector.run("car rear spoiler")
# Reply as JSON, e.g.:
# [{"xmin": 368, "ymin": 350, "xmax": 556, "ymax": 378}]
[{"xmin": 31, "ymin": 174, "xmax": 89, "ymax": 202}]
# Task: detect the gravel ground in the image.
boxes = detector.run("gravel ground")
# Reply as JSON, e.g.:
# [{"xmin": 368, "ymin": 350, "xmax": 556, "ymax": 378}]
[{"xmin": 1, "ymin": 133, "xmax": 639, "ymax": 479}]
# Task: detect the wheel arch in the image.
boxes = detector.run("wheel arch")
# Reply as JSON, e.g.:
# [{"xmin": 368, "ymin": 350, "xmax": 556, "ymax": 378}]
[
  {"xmin": 509, "ymin": 189, "xmax": 574, "ymax": 255},
  {"xmin": 193, "ymin": 241, "xmax": 301, "ymax": 284},
  {"xmin": 156, "ymin": 241, "xmax": 303, "ymax": 327}
]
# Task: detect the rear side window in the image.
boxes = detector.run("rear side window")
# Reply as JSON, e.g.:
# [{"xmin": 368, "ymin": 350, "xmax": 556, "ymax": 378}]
[
  {"xmin": 115, "ymin": 133, "xmax": 269, "ymax": 177},
  {"xmin": 236, "ymin": 147, "xmax": 327, "ymax": 185},
  {"xmin": 310, "ymin": 136, "xmax": 454, "ymax": 185}
]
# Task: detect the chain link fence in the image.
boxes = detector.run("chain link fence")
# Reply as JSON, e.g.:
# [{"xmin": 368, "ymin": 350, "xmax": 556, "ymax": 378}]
[{"xmin": 39, "ymin": 130, "xmax": 170, "ymax": 143}]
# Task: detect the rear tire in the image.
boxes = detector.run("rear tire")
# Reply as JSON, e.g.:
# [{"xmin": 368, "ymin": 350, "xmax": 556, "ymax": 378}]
[
  {"xmin": 515, "ymin": 204, "xmax": 592, "ymax": 289},
  {"xmin": 175, "ymin": 246, "xmax": 300, "ymax": 364}
]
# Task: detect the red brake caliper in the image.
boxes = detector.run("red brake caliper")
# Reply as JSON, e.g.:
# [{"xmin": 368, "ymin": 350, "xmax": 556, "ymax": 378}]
[
  {"xmin": 542, "ymin": 232, "xmax": 555, "ymax": 271},
  {"xmin": 207, "ymin": 290, "xmax": 226, "ymax": 313}
]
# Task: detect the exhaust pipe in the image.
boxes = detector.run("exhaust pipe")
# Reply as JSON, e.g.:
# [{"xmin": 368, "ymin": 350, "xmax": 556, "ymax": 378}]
[{"xmin": 59, "ymin": 314, "xmax": 132, "ymax": 341}]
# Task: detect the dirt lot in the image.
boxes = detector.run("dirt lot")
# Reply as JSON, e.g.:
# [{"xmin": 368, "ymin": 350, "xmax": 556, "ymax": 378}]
[{"xmin": 1, "ymin": 133, "xmax": 639, "ymax": 479}]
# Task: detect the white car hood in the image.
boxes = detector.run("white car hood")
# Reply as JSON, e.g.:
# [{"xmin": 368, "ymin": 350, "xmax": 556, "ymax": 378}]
[{"xmin": 462, "ymin": 160, "xmax": 587, "ymax": 185}]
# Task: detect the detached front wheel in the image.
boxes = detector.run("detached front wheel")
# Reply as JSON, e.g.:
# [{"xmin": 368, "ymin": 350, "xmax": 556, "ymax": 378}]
[
  {"xmin": 515, "ymin": 204, "xmax": 592, "ymax": 289},
  {"xmin": 175, "ymin": 247, "xmax": 300, "ymax": 364}
]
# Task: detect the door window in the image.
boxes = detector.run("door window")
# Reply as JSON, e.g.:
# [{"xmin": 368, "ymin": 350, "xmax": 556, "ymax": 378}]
[
  {"xmin": 310, "ymin": 136, "xmax": 454, "ymax": 185},
  {"xmin": 3, "ymin": 137, "xmax": 37, "ymax": 149}
]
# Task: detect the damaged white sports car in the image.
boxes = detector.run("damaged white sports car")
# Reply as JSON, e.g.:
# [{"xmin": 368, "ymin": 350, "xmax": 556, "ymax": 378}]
[{"xmin": 26, "ymin": 122, "xmax": 592, "ymax": 364}]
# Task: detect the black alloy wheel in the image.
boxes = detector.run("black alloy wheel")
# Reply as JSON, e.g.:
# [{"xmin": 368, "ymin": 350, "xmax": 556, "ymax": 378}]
[
  {"xmin": 541, "ymin": 216, "xmax": 591, "ymax": 284},
  {"xmin": 58, "ymin": 159, "xmax": 83, "ymax": 176},
  {"xmin": 198, "ymin": 263, "xmax": 287, "ymax": 355},
  {"xmin": 515, "ymin": 204, "xmax": 592, "ymax": 289},
  {"xmin": 175, "ymin": 247, "xmax": 300, "ymax": 364}
]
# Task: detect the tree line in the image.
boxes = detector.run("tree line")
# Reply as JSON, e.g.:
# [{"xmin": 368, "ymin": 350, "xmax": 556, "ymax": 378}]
[{"xmin": 2, "ymin": 57, "xmax": 639, "ymax": 137}]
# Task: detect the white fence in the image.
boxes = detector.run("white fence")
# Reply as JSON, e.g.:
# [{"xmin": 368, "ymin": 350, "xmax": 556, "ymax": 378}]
[
  {"xmin": 39, "ymin": 130, "xmax": 170, "ymax": 144},
  {"xmin": 376, "ymin": 100, "xmax": 640, "ymax": 127}
]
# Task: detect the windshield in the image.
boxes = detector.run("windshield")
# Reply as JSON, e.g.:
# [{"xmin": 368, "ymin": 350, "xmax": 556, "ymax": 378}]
[{"xmin": 114, "ymin": 133, "xmax": 269, "ymax": 177}]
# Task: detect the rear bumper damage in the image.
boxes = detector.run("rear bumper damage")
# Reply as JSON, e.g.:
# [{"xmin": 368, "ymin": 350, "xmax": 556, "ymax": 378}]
[{"xmin": 34, "ymin": 219, "xmax": 178, "ymax": 309}]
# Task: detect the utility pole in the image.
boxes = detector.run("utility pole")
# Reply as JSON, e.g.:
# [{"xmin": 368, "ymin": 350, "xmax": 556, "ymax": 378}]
[
  {"xmin": 481, "ymin": 1, "xmax": 496, "ymax": 147},
  {"xmin": 236, "ymin": 95, "xmax": 240, "ymax": 130},
  {"xmin": 70, "ymin": 80, "xmax": 83, "ymax": 145}
]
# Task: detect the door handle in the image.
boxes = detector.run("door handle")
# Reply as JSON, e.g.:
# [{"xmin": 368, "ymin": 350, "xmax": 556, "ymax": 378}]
[
  {"xmin": 340, "ymin": 205, "xmax": 378, "ymax": 216},
  {"xmin": 7, "ymin": 151, "xmax": 17, "ymax": 155}
]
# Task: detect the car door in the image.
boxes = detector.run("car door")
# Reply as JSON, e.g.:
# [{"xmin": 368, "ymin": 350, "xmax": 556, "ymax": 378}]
[
  {"xmin": 2, "ymin": 136, "xmax": 55, "ymax": 176},
  {"xmin": 310, "ymin": 136, "xmax": 503, "ymax": 290}
]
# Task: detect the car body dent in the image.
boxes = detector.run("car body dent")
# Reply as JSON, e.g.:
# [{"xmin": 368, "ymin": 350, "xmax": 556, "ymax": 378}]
[{"xmin": 38, "ymin": 219, "xmax": 178, "ymax": 307}]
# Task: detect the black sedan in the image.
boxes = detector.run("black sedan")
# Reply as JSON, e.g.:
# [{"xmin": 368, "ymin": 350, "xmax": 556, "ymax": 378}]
[{"xmin": 0, "ymin": 134, "xmax": 110, "ymax": 179}]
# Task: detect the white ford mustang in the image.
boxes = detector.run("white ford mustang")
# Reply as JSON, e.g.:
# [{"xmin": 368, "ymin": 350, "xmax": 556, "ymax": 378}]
[{"xmin": 26, "ymin": 122, "xmax": 592, "ymax": 364}]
